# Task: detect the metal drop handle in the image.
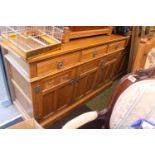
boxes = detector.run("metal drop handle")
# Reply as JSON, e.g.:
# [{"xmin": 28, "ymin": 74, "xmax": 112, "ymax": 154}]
[
  {"xmin": 76, "ymin": 76, "xmax": 81, "ymax": 82},
  {"xmin": 70, "ymin": 78, "xmax": 76, "ymax": 85},
  {"xmin": 56, "ymin": 61, "xmax": 64, "ymax": 69},
  {"xmin": 92, "ymin": 50, "xmax": 97, "ymax": 58}
]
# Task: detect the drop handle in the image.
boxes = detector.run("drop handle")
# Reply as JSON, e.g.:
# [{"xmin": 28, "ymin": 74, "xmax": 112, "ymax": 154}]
[
  {"xmin": 92, "ymin": 51, "xmax": 97, "ymax": 58},
  {"xmin": 70, "ymin": 78, "xmax": 76, "ymax": 85},
  {"xmin": 75, "ymin": 76, "xmax": 81, "ymax": 82},
  {"xmin": 56, "ymin": 61, "xmax": 64, "ymax": 69}
]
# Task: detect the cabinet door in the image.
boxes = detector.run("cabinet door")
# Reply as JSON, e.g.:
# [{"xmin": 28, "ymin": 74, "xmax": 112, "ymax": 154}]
[
  {"xmin": 42, "ymin": 80, "xmax": 75, "ymax": 118},
  {"xmin": 73, "ymin": 60, "xmax": 99, "ymax": 101},
  {"xmin": 113, "ymin": 50, "xmax": 129, "ymax": 79},
  {"xmin": 39, "ymin": 69, "xmax": 75, "ymax": 119},
  {"xmin": 119, "ymin": 51, "xmax": 129, "ymax": 74},
  {"xmin": 95, "ymin": 56, "xmax": 117, "ymax": 89}
]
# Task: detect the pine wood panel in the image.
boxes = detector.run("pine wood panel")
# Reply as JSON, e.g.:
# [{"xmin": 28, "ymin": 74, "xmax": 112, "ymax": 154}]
[
  {"xmin": 74, "ymin": 60, "xmax": 100, "ymax": 100},
  {"xmin": 33, "ymin": 68, "xmax": 76, "ymax": 120},
  {"xmin": 37, "ymin": 52, "xmax": 80, "ymax": 76},
  {"xmin": 68, "ymin": 26, "xmax": 110, "ymax": 32},
  {"xmin": 42, "ymin": 69, "xmax": 75, "ymax": 91},
  {"xmin": 12, "ymin": 80, "xmax": 33, "ymax": 117},
  {"xmin": 56, "ymin": 80, "xmax": 75, "ymax": 109},
  {"xmin": 81, "ymin": 45, "xmax": 108, "ymax": 61},
  {"xmin": 95, "ymin": 55, "xmax": 117, "ymax": 89},
  {"xmin": 29, "ymin": 35, "xmax": 129, "ymax": 63},
  {"xmin": 41, "ymin": 76, "xmax": 75, "ymax": 120},
  {"xmin": 108, "ymin": 40, "xmax": 126, "ymax": 53},
  {"xmin": 132, "ymin": 37, "xmax": 155, "ymax": 71},
  {"xmin": 42, "ymin": 92, "xmax": 56, "ymax": 117},
  {"xmin": 63, "ymin": 26, "xmax": 112, "ymax": 43},
  {"xmin": 10, "ymin": 65, "xmax": 32, "ymax": 100}
]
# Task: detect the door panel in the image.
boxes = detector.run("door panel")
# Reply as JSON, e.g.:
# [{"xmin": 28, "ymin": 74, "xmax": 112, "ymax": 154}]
[
  {"xmin": 104, "ymin": 59, "xmax": 117, "ymax": 82},
  {"xmin": 95, "ymin": 56, "xmax": 117, "ymax": 88},
  {"xmin": 74, "ymin": 75, "xmax": 87, "ymax": 101},
  {"xmin": 85, "ymin": 69, "xmax": 98, "ymax": 95},
  {"xmin": 113, "ymin": 50, "xmax": 129, "ymax": 79},
  {"xmin": 119, "ymin": 51, "xmax": 129, "ymax": 74},
  {"xmin": 73, "ymin": 60, "xmax": 99, "ymax": 102},
  {"xmin": 56, "ymin": 81, "xmax": 75, "ymax": 110},
  {"xmin": 42, "ymin": 91, "xmax": 56, "ymax": 117},
  {"xmin": 41, "ymin": 69, "xmax": 75, "ymax": 119}
]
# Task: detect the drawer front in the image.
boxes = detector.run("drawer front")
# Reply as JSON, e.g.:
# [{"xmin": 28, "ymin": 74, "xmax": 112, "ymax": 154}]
[
  {"xmin": 37, "ymin": 52, "xmax": 80, "ymax": 76},
  {"xmin": 106, "ymin": 52, "xmax": 119, "ymax": 61},
  {"xmin": 81, "ymin": 45, "xmax": 107, "ymax": 61},
  {"xmin": 77, "ymin": 58, "xmax": 105, "ymax": 75},
  {"xmin": 108, "ymin": 40, "xmax": 126, "ymax": 52},
  {"xmin": 42, "ymin": 70, "xmax": 75, "ymax": 91}
]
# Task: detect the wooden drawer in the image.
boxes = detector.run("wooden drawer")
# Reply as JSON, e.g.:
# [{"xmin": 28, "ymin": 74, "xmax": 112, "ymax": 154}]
[
  {"xmin": 37, "ymin": 52, "xmax": 80, "ymax": 76},
  {"xmin": 81, "ymin": 45, "xmax": 107, "ymax": 61},
  {"xmin": 106, "ymin": 52, "xmax": 119, "ymax": 61},
  {"xmin": 42, "ymin": 70, "xmax": 75, "ymax": 91},
  {"xmin": 77, "ymin": 59, "xmax": 101, "ymax": 75},
  {"xmin": 108, "ymin": 40, "xmax": 126, "ymax": 53}
]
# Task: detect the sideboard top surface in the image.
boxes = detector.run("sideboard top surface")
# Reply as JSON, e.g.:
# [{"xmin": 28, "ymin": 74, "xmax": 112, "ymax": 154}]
[{"xmin": 1, "ymin": 34, "xmax": 130, "ymax": 63}]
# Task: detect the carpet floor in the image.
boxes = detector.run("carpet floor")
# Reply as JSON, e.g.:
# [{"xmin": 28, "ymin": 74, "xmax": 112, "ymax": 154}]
[{"xmin": 49, "ymin": 105, "xmax": 91, "ymax": 129}]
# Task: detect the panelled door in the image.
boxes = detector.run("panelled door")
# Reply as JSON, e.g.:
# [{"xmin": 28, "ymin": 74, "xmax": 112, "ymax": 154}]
[
  {"xmin": 73, "ymin": 60, "xmax": 99, "ymax": 102},
  {"xmin": 34, "ymin": 69, "xmax": 76, "ymax": 120},
  {"xmin": 95, "ymin": 55, "xmax": 117, "ymax": 89}
]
